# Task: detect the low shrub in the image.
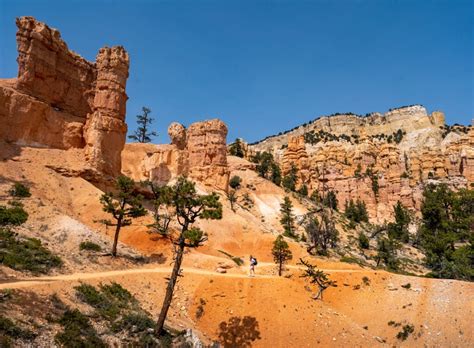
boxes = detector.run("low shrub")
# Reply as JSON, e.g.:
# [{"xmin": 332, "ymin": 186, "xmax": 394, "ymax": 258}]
[
  {"xmin": 358, "ymin": 233, "xmax": 370, "ymax": 249},
  {"xmin": 0, "ymin": 315, "xmax": 35, "ymax": 340},
  {"xmin": 79, "ymin": 241, "xmax": 102, "ymax": 252},
  {"xmin": 55, "ymin": 309, "xmax": 106, "ymax": 348},
  {"xmin": 9, "ymin": 183, "xmax": 31, "ymax": 198},
  {"xmin": 0, "ymin": 206, "xmax": 28, "ymax": 226},
  {"xmin": 0, "ymin": 229, "xmax": 62, "ymax": 274},
  {"xmin": 396, "ymin": 324, "xmax": 415, "ymax": 340}
]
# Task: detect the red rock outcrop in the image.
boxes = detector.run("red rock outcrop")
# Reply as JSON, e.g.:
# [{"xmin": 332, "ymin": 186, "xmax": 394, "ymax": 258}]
[
  {"xmin": 250, "ymin": 106, "xmax": 472, "ymax": 222},
  {"xmin": 0, "ymin": 17, "xmax": 129, "ymax": 177},
  {"xmin": 187, "ymin": 119, "xmax": 229, "ymax": 190},
  {"xmin": 122, "ymin": 120, "xmax": 229, "ymax": 191}
]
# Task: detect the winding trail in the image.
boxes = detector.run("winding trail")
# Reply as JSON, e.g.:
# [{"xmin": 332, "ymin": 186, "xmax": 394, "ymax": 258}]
[{"xmin": 0, "ymin": 263, "xmax": 368, "ymax": 290}]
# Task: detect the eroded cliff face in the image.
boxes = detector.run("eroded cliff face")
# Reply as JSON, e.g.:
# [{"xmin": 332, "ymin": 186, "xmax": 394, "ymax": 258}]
[
  {"xmin": 0, "ymin": 17, "xmax": 129, "ymax": 177},
  {"xmin": 249, "ymin": 106, "xmax": 473, "ymax": 222},
  {"xmin": 122, "ymin": 119, "xmax": 230, "ymax": 191}
]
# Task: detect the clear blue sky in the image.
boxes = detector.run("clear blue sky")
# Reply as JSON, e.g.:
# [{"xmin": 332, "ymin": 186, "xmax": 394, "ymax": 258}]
[{"xmin": 1, "ymin": 0, "xmax": 472, "ymax": 143}]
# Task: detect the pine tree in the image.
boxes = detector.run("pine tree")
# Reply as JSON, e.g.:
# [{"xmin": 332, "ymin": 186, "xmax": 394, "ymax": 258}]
[
  {"xmin": 99, "ymin": 176, "xmax": 146, "ymax": 257},
  {"xmin": 128, "ymin": 107, "xmax": 157, "ymax": 143},
  {"xmin": 280, "ymin": 196, "xmax": 296, "ymax": 238},
  {"xmin": 282, "ymin": 163, "xmax": 298, "ymax": 191},
  {"xmin": 299, "ymin": 258, "xmax": 336, "ymax": 300},
  {"xmin": 272, "ymin": 235, "xmax": 293, "ymax": 276},
  {"xmin": 227, "ymin": 189, "xmax": 238, "ymax": 212},
  {"xmin": 229, "ymin": 138, "xmax": 245, "ymax": 158},
  {"xmin": 305, "ymin": 215, "xmax": 338, "ymax": 256},
  {"xmin": 147, "ymin": 177, "xmax": 222, "ymax": 336},
  {"xmin": 387, "ymin": 201, "xmax": 410, "ymax": 242}
]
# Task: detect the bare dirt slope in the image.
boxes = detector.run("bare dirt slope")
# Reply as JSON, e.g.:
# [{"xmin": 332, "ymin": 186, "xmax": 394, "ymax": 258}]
[{"xmin": 1, "ymin": 143, "xmax": 473, "ymax": 347}]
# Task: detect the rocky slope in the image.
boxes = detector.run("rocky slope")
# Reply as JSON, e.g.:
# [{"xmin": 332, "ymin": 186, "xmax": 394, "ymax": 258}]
[{"xmin": 249, "ymin": 106, "xmax": 473, "ymax": 222}]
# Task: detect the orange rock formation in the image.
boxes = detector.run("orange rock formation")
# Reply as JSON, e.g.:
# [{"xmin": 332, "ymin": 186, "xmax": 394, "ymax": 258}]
[
  {"xmin": 251, "ymin": 107, "xmax": 473, "ymax": 222},
  {"xmin": 123, "ymin": 119, "xmax": 230, "ymax": 191},
  {"xmin": 0, "ymin": 16, "xmax": 129, "ymax": 177}
]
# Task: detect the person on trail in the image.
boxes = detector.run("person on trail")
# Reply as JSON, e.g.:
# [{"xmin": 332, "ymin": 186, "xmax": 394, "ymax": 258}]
[{"xmin": 249, "ymin": 255, "xmax": 257, "ymax": 276}]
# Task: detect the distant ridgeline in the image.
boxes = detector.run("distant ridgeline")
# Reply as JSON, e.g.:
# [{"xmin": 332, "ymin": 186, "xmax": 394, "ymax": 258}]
[{"xmin": 246, "ymin": 105, "xmax": 473, "ymax": 222}]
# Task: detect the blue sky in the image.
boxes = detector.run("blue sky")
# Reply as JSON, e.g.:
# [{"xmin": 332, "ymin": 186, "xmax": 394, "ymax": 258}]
[{"xmin": 1, "ymin": 0, "xmax": 472, "ymax": 143}]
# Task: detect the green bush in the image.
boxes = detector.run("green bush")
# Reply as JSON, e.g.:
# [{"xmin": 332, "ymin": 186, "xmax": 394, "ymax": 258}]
[
  {"xmin": 345, "ymin": 199, "xmax": 369, "ymax": 223},
  {"xmin": 113, "ymin": 313, "xmax": 154, "ymax": 333},
  {"xmin": 0, "ymin": 206, "xmax": 28, "ymax": 226},
  {"xmin": 55, "ymin": 309, "xmax": 106, "ymax": 348},
  {"xmin": 9, "ymin": 183, "xmax": 31, "ymax": 198},
  {"xmin": 229, "ymin": 175, "xmax": 242, "ymax": 189},
  {"xmin": 79, "ymin": 241, "xmax": 102, "ymax": 252},
  {"xmin": 0, "ymin": 229, "xmax": 62, "ymax": 274},
  {"xmin": 418, "ymin": 185, "xmax": 474, "ymax": 280},
  {"xmin": 0, "ymin": 315, "xmax": 35, "ymax": 340},
  {"xmin": 358, "ymin": 233, "xmax": 370, "ymax": 249},
  {"xmin": 75, "ymin": 282, "xmax": 137, "ymax": 321}
]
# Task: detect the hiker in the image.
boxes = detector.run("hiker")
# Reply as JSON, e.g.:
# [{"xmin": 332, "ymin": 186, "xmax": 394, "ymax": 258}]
[{"xmin": 249, "ymin": 255, "xmax": 257, "ymax": 276}]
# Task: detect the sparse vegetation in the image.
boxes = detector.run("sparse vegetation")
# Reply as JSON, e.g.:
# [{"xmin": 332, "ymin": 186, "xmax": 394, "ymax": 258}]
[
  {"xmin": 227, "ymin": 189, "xmax": 238, "ymax": 212},
  {"xmin": 229, "ymin": 175, "xmax": 242, "ymax": 189},
  {"xmin": 0, "ymin": 315, "xmax": 35, "ymax": 343},
  {"xmin": 387, "ymin": 201, "xmax": 410, "ymax": 243},
  {"xmin": 229, "ymin": 138, "xmax": 245, "ymax": 158},
  {"xmin": 0, "ymin": 228, "xmax": 62, "ymax": 274},
  {"xmin": 300, "ymin": 258, "xmax": 336, "ymax": 300},
  {"xmin": 218, "ymin": 250, "xmax": 244, "ymax": 266},
  {"xmin": 305, "ymin": 215, "xmax": 338, "ymax": 256},
  {"xmin": 0, "ymin": 205, "xmax": 28, "ymax": 226},
  {"xmin": 401, "ymin": 283, "xmax": 411, "ymax": 289},
  {"xmin": 100, "ymin": 175, "xmax": 147, "ymax": 257},
  {"xmin": 9, "ymin": 182, "xmax": 31, "ymax": 198},
  {"xmin": 272, "ymin": 235, "xmax": 293, "ymax": 276},
  {"xmin": 297, "ymin": 184, "xmax": 308, "ymax": 197},
  {"xmin": 251, "ymin": 151, "xmax": 282, "ymax": 186},
  {"xmin": 322, "ymin": 190, "xmax": 338, "ymax": 210},
  {"xmin": 280, "ymin": 196, "xmax": 296, "ymax": 239},
  {"xmin": 79, "ymin": 241, "xmax": 102, "ymax": 252},
  {"xmin": 344, "ymin": 199, "xmax": 369, "ymax": 224},
  {"xmin": 128, "ymin": 106, "xmax": 157, "ymax": 143},
  {"xmin": 375, "ymin": 237, "xmax": 400, "ymax": 271},
  {"xmin": 147, "ymin": 177, "xmax": 222, "ymax": 336},
  {"xmin": 282, "ymin": 163, "xmax": 298, "ymax": 192},
  {"xmin": 396, "ymin": 324, "xmax": 415, "ymax": 341},
  {"xmin": 55, "ymin": 309, "xmax": 106, "ymax": 348},
  {"xmin": 418, "ymin": 184, "xmax": 474, "ymax": 280},
  {"xmin": 358, "ymin": 233, "xmax": 370, "ymax": 249}
]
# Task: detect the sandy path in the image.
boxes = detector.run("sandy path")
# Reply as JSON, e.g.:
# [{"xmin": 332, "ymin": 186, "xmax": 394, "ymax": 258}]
[{"xmin": 0, "ymin": 263, "xmax": 367, "ymax": 290}]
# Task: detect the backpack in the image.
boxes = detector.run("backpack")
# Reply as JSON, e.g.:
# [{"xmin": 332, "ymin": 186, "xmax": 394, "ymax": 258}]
[{"xmin": 252, "ymin": 258, "xmax": 258, "ymax": 266}]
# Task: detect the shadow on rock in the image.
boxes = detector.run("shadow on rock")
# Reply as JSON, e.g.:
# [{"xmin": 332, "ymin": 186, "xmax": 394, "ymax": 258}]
[{"xmin": 217, "ymin": 316, "xmax": 261, "ymax": 348}]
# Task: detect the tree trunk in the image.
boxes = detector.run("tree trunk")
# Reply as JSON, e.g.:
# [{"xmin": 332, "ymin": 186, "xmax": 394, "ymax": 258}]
[
  {"xmin": 111, "ymin": 217, "xmax": 122, "ymax": 257},
  {"xmin": 278, "ymin": 256, "xmax": 282, "ymax": 276},
  {"xmin": 156, "ymin": 236, "xmax": 185, "ymax": 336}
]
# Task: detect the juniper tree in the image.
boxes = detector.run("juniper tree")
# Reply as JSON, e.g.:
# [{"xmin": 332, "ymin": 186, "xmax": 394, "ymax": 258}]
[
  {"xmin": 299, "ymin": 258, "xmax": 336, "ymax": 300},
  {"xmin": 272, "ymin": 235, "xmax": 293, "ymax": 276},
  {"xmin": 280, "ymin": 196, "xmax": 296, "ymax": 238},
  {"xmin": 147, "ymin": 177, "xmax": 222, "ymax": 336},
  {"xmin": 128, "ymin": 107, "xmax": 157, "ymax": 143},
  {"xmin": 99, "ymin": 176, "xmax": 146, "ymax": 257}
]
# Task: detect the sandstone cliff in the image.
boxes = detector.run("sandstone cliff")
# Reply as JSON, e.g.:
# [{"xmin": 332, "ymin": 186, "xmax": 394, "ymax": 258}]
[
  {"xmin": 122, "ymin": 119, "xmax": 230, "ymax": 191},
  {"xmin": 0, "ymin": 17, "xmax": 129, "ymax": 177},
  {"xmin": 249, "ymin": 106, "xmax": 473, "ymax": 221}
]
